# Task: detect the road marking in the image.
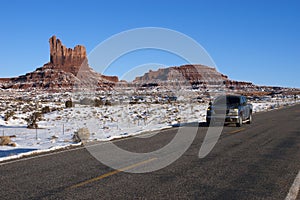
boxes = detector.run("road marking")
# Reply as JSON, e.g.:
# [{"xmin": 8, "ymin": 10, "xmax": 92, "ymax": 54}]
[
  {"xmin": 226, "ymin": 128, "xmax": 245, "ymax": 134},
  {"xmin": 285, "ymin": 170, "xmax": 300, "ymax": 200},
  {"xmin": 69, "ymin": 157, "xmax": 158, "ymax": 189}
]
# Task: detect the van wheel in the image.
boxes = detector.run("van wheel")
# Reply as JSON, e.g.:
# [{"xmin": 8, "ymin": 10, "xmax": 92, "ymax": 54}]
[
  {"xmin": 247, "ymin": 113, "xmax": 252, "ymax": 124},
  {"xmin": 206, "ymin": 120, "xmax": 210, "ymax": 127},
  {"xmin": 236, "ymin": 115, "xmax": 243, "ymax": 127}
]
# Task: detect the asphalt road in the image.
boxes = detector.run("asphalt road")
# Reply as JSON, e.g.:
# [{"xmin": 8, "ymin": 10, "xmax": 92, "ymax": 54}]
[{"xmin": 0, "ymin": 104, "xmax": 300, "ymax": 200}]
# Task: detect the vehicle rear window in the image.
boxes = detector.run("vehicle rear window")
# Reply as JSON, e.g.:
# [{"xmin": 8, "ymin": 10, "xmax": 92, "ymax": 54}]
[
  {"xmin": 213, "ymin": 96, "xmax": 240, "ymax": 105},
  {"xmin": 227, "ymin": 96, "xmax": 240, "ymax": 105}
]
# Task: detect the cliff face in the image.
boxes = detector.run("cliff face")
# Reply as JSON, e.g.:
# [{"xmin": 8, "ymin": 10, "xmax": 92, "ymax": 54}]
[
  {"xmin": 49, "ymin": 36, "xmax": 87, "ymax": 75},
  {"xmin": 133, "ymin": 64, "xmax": 229, "ymax": 84},
  {"xmin": 0, "ymin": 36, "xmax": 118, "ymax": 91}
]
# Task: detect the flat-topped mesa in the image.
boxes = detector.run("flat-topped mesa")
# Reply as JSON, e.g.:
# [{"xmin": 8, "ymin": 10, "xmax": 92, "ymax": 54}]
[
  {"xmin": 133, "ymin": 64, "xmax": 229, "ymax": 84},
  {"xmin": 49, "ymin": 36, "xmax": 88, "ymax": 75}
]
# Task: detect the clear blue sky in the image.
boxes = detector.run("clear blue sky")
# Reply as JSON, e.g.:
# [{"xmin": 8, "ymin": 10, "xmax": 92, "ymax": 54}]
[{"xmin": 0, "ymin": 0, "xmax": 299, "ymax": 88}]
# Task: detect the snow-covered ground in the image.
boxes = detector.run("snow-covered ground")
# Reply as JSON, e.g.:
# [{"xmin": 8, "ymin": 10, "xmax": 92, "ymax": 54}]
[
  {"xmin": 252, "ymin": 98, "xmax": 299, "ymax": 113},
  {"xmin": 0, "ymin": 91, "xmax": 299, "ymax": 162}
]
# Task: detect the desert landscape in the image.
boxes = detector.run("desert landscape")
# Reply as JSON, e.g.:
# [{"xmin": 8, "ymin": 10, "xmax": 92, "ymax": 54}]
[
  {"xmin": 0, "ymin": 36, "xmax": 299, "ymax": 161},
  {"xmin": 2, "ymin": 1, "xmax": 300, "ymax": 199}
]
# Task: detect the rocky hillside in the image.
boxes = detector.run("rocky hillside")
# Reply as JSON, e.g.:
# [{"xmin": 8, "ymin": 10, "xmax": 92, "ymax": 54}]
[
  {"xmin": 133, "ymin": 64, "xmax": 228, "ymax": 84},
  {"xmin": 133, "ymin": 64, "xmax": 253, "ymax": 88},
  {"xmin": 0, "ymin": 36, "xmax": 118, "ymax": 91}
]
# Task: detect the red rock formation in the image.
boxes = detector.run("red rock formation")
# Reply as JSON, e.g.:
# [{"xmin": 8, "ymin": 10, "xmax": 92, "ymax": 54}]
[
  {"xmin": 0, "ymin": 36, "xmax": 118, "ymax": 91},
  {"xmin": 0, "ymin": 37, "xmax": 259, "ymax": 92},
  {"xmin": 49, "ymin": 36, "xmax": 87, "ymax": 75},
  {"xmin": 133, "ymin": 64, "xmax": 229, "ymax": 84},
  {"xmin": 101, "ymin": 75, "xmax": 119, "ymax": 83},
  {"xmin": 0, "ymin": 78, "xmax": 10, "ymax": 82}
]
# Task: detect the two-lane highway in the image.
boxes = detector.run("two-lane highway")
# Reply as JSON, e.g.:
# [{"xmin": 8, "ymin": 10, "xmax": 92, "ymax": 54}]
[{"xmin": 0, "ymin": 104, "xmax": 299, "ymax": 199}]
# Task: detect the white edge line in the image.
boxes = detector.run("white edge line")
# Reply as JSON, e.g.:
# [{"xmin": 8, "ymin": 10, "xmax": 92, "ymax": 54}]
[
  {"xmin": 0, "ymin": 143, "xmax": 84, "ymax": 166},
  {"xmin": 285, "ymin": 170, "xmax": 300, "ymax": 200},
  {"xmin": 0, "ymin": 127, "xmax": 174, "ymax": 166}
]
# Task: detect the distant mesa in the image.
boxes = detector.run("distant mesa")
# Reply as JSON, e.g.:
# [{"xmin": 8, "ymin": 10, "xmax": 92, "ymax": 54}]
[
  {"xmin": 133, "ymin": 64, "xmax": 228, "ymax": 84},
  {"xmin": 132, "ymin": 64, "xmax": 253, "ymax": 88}
]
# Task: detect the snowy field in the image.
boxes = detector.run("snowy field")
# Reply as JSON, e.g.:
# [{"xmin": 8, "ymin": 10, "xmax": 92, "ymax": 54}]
[{"xmin": 0, "ymin": 91, "xmax": 299, "ymax": 162}]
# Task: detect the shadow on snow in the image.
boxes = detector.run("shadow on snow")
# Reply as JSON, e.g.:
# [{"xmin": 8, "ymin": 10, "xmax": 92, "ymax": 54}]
[{"xmin": 0, "ymin": 148, "xmax": 38, "ymax": 158}]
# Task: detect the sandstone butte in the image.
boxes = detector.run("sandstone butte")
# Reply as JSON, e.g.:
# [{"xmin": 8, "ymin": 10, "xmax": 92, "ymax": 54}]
[{"xmin": 0, "ymin": 36, "xmax": 118, "ymax": 91}]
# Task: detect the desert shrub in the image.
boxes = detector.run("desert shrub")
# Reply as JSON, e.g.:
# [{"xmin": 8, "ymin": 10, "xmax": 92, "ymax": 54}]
[
  {"xmin": 65, "ymin": 100, "xmax": 74, "ymax": 108},
  {"xmin": 0, "ymin": 136, "xmax": 11, "ymax": 146},
  {"xmin": 129, "ymin": 100, "xmax": 138, "ymax": 105},
  {"xmin": 4, "ymin": 110, "xmax": 15, "ymax": 121},
  {"xmin": 26, "ymin": 112, "xmax": 42, "ymax": 129},
  {"xmin": 80, "ymin": 98, "xmax": 93, "ymax": 105},
  {"xmin": 94, "ymin": 98, "xmax": 104, "ymax": 107},
  {"xmin": 42, "ymin": 106, "xmax": 51, "ymax": 114},
  {"xmin": 105, "ymin": 100, "xmax": 112, "ymax": 106},
  {"xmin": 72, "ymin": 127, "xmax": 90, "ymax": 143}
]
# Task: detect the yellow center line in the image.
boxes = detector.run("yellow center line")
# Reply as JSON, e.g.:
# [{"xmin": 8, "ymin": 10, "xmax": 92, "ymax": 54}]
[
  {"xmin": 69, "ymin": 157, "xmax": 158, "ymax": 189},
  {"xmin": 226, "ymin": 128, "xmax": 246, "ymax": 134}
]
